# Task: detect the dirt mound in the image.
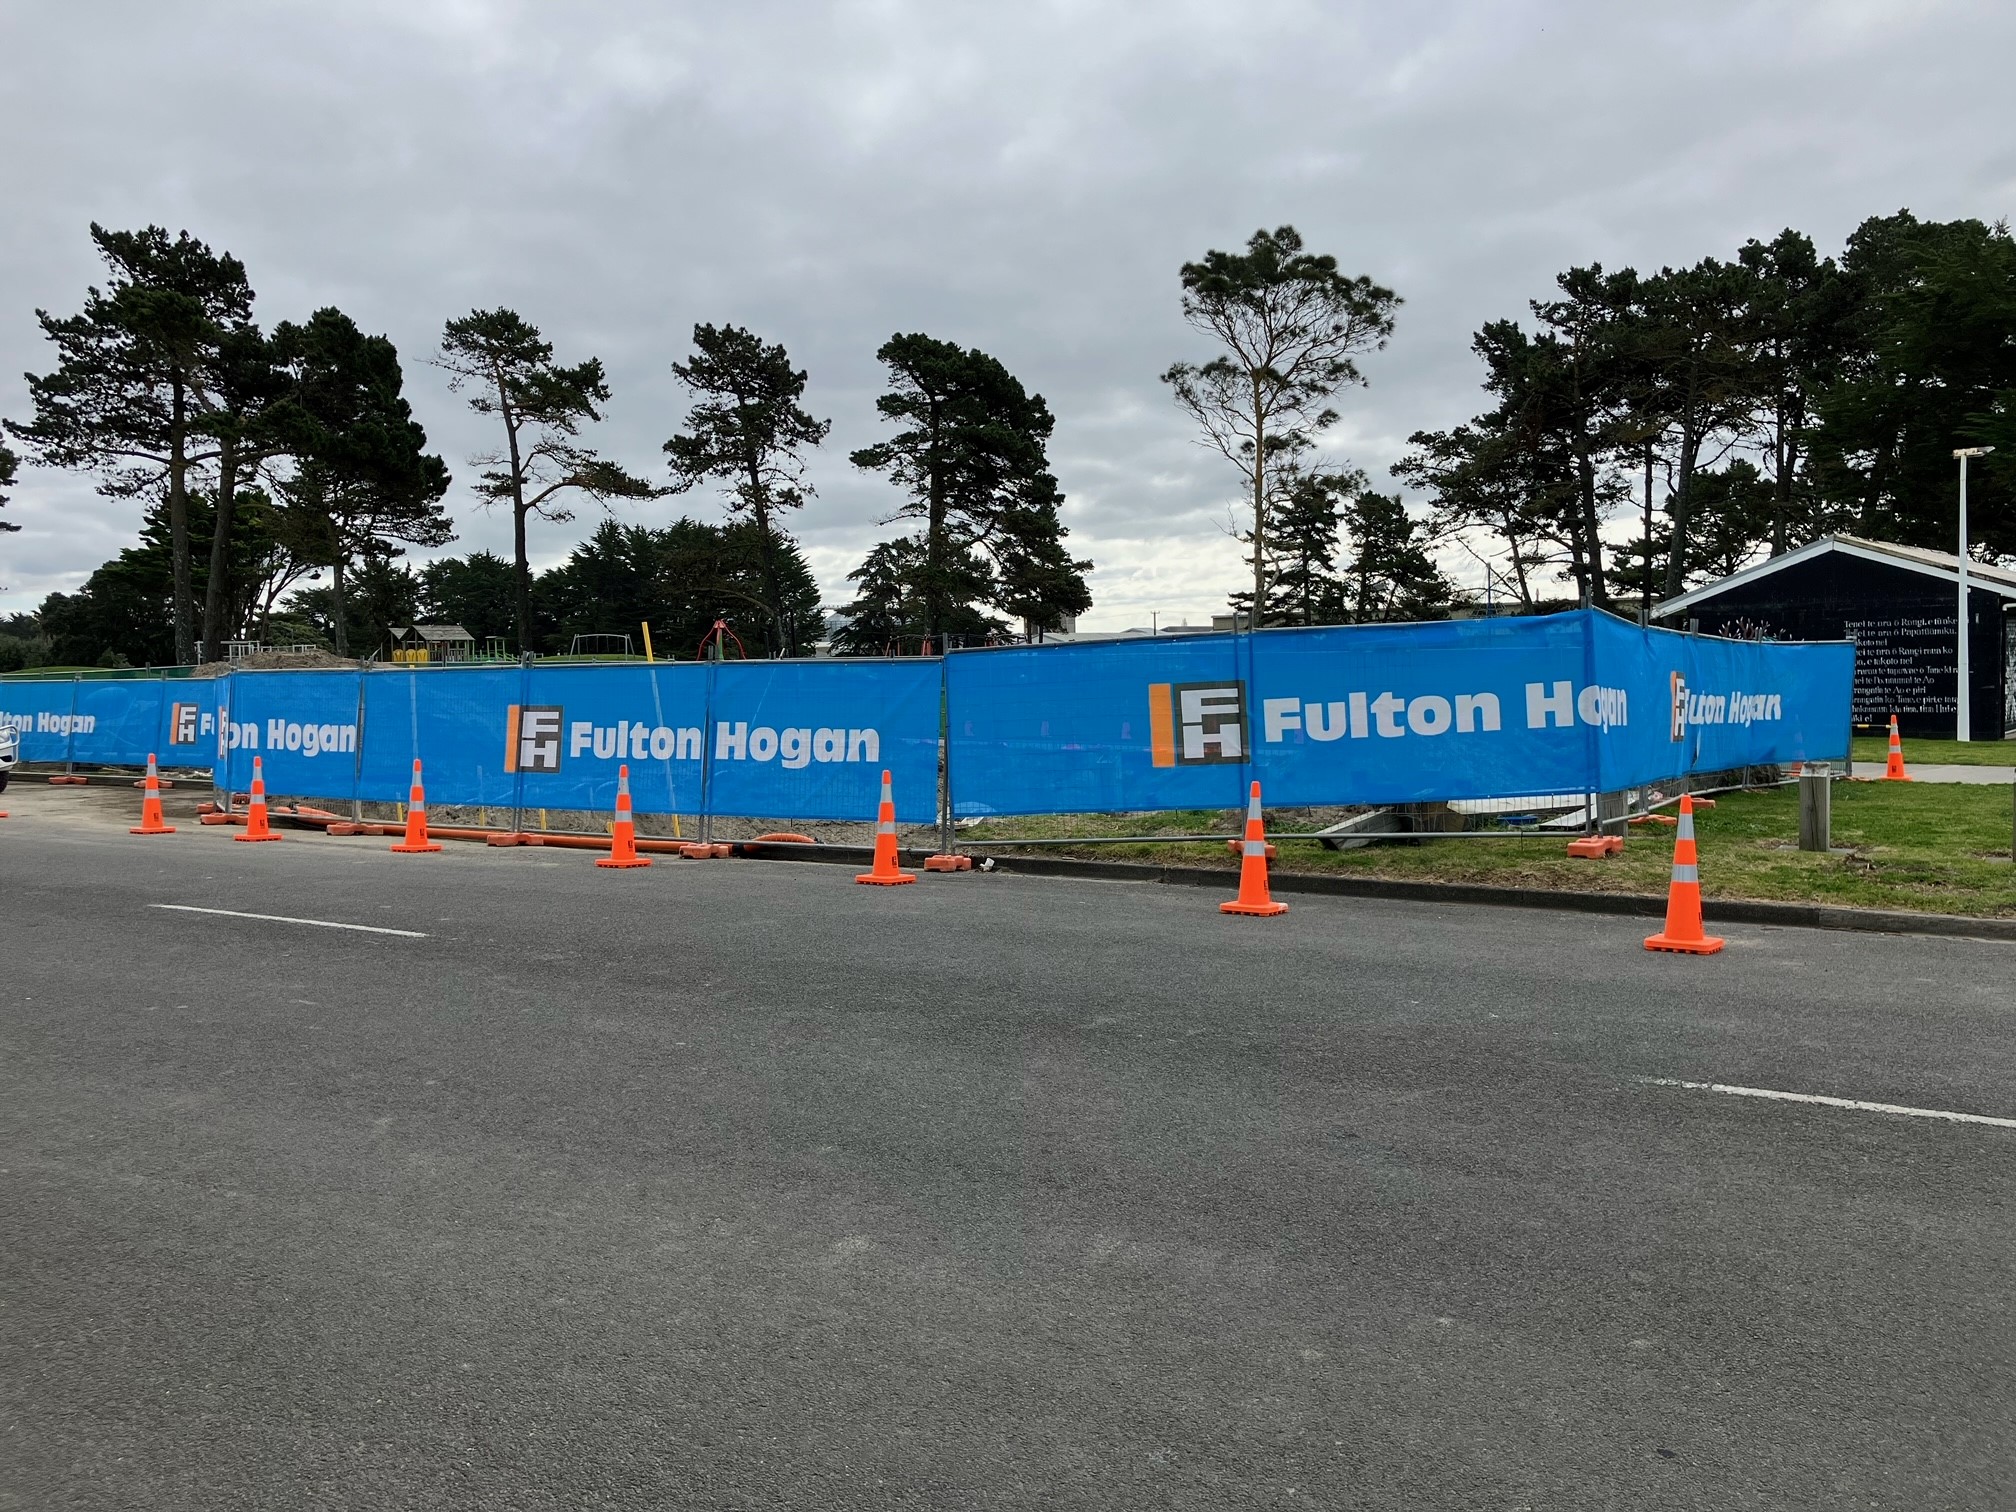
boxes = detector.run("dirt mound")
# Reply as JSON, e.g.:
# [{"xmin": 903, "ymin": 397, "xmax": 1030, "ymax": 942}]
[{"xmin": 190, "ymin": 649, "xmax": 360, "ymax": 675}]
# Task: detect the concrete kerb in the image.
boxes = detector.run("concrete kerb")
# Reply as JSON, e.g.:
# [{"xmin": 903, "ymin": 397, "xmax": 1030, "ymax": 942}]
[
  {"xmin": 753, "ymin": 841, "xmax": 2016, "ymax": 943},
  {"xmin": 24, "ymin": 770, "xmax": 2015, "ymax": 943}
]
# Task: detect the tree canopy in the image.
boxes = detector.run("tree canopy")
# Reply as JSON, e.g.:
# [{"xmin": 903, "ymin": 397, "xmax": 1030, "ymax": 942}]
[
  {"xmin": 532, "ymin": 518, "xmax": 822, "ymax": 657},
  {"xmin": 1164, "ymin": 226, "xmax": 1399, "ymax": 624},
  {"xmin": 275, "ymin": 309, "xmax": 451, "ymax": 654},
  {"xmin": 0, "ymin": 439, "xmax": 17, "ymax": 534},
  {"xmin": 9, "ymin": 224, "xmax": 256, "ymax": 662},
  {"xmin": 1402, "ymin": 212, "xmax": 2016, "ymax": 609},
  {"xmin": 664, "ymin": 323, "xmax": 830, "ymax": 656},
  {"xmin": 436, "ymin": 307, "xmax": 657, "ymax": 654},
  {"xmin": 850, "ymin": 332, "xmax": 1090, "ymax": 646}
]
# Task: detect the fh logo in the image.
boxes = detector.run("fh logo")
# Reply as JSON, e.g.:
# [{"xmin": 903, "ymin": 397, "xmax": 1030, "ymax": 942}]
[
  {"xmin": 506, "ymin": 704, "xmax": 564, "ymax": 772},
  {"xmin": 1670, "ymin": 671, "xmax": 1687, "ymax": 741},
  {"xmin": 169, "ymin": 702, "xmax": 201, "ymax": 746},
  {"xmin": 1147, "ymin": 681, "xmax": 1247, "ymax": 767}
]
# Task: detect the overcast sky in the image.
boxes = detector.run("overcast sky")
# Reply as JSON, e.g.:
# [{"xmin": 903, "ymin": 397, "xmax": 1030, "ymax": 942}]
[{"xmin": 2, "ymin": 0, "xmax": 2012, "ymax": 630}]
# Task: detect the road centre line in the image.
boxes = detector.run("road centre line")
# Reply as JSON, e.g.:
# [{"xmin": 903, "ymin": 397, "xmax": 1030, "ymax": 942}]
[
  {"xmin": 1644, "ymin": 1077, "xmax": 2016, "ymax": 1130},
  {"xmin": 148, "ymin": 904, "xmax": 427, "ymax": 939}
]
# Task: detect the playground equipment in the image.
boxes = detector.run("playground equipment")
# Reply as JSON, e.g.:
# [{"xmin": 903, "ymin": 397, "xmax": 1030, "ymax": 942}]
[{"xmin": 695, "ymin": 618, "xmax": 747, "ymax": 662}]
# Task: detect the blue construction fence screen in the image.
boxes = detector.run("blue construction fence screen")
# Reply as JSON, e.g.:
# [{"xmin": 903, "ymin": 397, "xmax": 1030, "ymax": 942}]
[{"xmin": 0, "ymin": 611, "xmax": 1853, "ymax": 824}]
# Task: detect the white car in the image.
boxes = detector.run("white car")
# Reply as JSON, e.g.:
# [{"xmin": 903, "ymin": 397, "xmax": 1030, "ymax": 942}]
[{"xmin": 0, "ymin": 723, "xmax": 17, "ymax": 791}]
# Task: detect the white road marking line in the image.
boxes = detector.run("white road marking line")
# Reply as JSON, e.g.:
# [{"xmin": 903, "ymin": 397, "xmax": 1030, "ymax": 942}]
[
  {"xmin": 1644, "ymin": 1077, "xmax": 2016, "ymax": 1130},
  {"xmin": 148, "ymin": 904, "xmax": 427, "ymax": 939}
]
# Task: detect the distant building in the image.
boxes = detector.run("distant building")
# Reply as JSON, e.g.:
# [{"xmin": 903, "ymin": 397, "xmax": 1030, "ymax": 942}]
[
  {"xmin": 1652, "ymin": 535, "xmax": 2016, "ymax": 740},
  {"xmin": 388, "ymin": 624, "xmax": 476, "ymax": 665}
]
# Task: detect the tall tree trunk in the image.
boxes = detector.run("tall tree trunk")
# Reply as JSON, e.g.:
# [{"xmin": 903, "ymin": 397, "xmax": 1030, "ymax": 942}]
[
  {"xmin": 1575, "ymin": 448, "xmax": 1607, "ymax": 606},
  {"xmin": 747, "ymin": 459, "xmax": 787, "ymax": 657},
  {"xmin": 1564, "ymin": 525, "xmax": 1591, "ymax": 606},
  {"xmin": 1642, "ymin": 443, "xmax": 1655, "ymax": 615},
  {"xmin": 201, "ymin": 434, "xmax": 241, "ymax": 659},
  {"xmin": 330, "ymin": 550, "xmax": 349, "ymax": 658},
  {"xmin": 1770, "ymin": 385, "xmax": 1791, "ymax": 555},
  {"xmin": 924, "ymin": 396, "xmax": 945, "ymax": 648},
  {"xmin": 1861, "ymin": 439, "xmax": 1895, "ymax": 535},
  {"xmin": 1505, "ymin": 531, "xmax": 1535, "ymax": 609},
  {"xmin": 1250, "ymin": 376, "xmax": 1266, "ymax": 629},
  {"xmin": 167, "ymin": 380, "xmax": 195, "ymax": 665},
  {"xmin": 1663, "ymin": 419, "xmax": 1703, "ymax": 599},
  {"xmin": 512, "ymin": 502, "xmax": 531, "ymax": 658},
  {"xmin": 497, "ymin": 376, "xmax": 530, "ymax": 656}
]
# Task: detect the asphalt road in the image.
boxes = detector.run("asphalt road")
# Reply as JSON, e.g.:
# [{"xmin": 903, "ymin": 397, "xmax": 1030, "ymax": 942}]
[{"xmin": 4, "ymin": 787, "xmax": 2014, "ymax": 1510}]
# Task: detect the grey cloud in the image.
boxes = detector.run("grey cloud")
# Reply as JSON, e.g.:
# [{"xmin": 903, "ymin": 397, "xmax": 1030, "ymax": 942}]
[{"xmin": 2, "ymin": 0, "xmax": 2010, "ymax": 628}]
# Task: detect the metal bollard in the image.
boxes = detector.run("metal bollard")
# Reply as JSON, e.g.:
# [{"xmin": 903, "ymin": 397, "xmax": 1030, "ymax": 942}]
[{"xmin": 1798, "ymin": 762, "xmax": 1832, "ymax": 853}]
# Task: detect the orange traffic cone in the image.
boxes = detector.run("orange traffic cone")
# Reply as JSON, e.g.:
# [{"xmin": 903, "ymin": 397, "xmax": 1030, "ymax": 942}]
[
  {"xmin": 234, "ymin": 755, "xmax": 280, "ymax": 841},
  {"xmin": 1644, "ymin": 794, "xmax": 1723, "ymax": 955},
  {"xmin": 855, "ymin": 768, "xmax": 916, "ymax": 886},
  {"xmin": 390, "ymin": 759, "xmax": 442, "ymax": 853},
  {"xmin": 596, "ymin": 763, "xmax": 651, "ymax": 869},
  {"xmin": 130, "ymin": 752, "xmax": 176, "ymax": 835},
  {"xmin": 1881, "ymin": 714, "xmax": 1911, "ymax": 781},
  {"xmin": 1221, "ymin": 780, "xmax": 1288, "ymax": 917}
]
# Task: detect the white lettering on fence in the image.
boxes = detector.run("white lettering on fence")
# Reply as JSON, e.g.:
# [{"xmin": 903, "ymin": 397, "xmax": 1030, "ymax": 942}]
[{"xmin": 713, "ymin": 721, "xmax": 878, "ymax": 767}]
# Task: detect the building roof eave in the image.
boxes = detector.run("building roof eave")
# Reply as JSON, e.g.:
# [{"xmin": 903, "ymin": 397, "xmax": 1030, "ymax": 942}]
[{"xmin": 1651, "ymin": 535, "xmax": 2016, "ymax": 619}]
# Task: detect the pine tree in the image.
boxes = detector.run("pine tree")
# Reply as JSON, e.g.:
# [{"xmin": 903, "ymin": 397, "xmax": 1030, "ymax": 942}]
[
  {"xmin": 1341, "ymin": 492, "xmax": 1452, "ymax": 623},
  {"xmin": 275, "ymin": 309, "xmax": 452, "ymax": 656},
  {"xmin": 663, "ymin": 324, "xmax": 830, "ymax": 656},
  {"xmin": 831, "ymin": 536, "xmax": 1000, "ymax": 654},
  {"xmin": 436, "ymin": 309, "xmax": 658, "ymax": 654},
  {"xmin": 1266, "ymin": 467, "xmax": 1355, "ymax": 625},
  {"xmin": 1163, "ymin": 226, "xmax": 1399, "ymax": 624},
  {"xmin": 851, "ymin": 334, "xmax": 1090, "ymax": 645},
  {"xmin": 9, "ymin": 224, "xmax": 256, "ymax": 662}
]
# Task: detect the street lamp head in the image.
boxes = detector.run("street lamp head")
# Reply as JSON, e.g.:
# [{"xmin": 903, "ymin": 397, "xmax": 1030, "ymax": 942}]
[{"xmin": 1953, "ymin": 446, "xmax": 1995, "ymax": 458}]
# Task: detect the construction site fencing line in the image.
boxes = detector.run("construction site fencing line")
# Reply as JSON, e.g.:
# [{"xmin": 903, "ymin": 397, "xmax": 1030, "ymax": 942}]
[{"xmin": 1, "ymin": 609, "xmax": 1854, "ymax": 832}]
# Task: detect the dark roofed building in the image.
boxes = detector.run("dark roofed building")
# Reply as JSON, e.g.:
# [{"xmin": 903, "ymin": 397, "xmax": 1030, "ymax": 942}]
[{"xmin": 1652, "ymin": 535, "xmax": 2016, "ymax": 740}]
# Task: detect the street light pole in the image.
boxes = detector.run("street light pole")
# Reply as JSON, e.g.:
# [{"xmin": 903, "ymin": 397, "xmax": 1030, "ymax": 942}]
[{"xmin": 1953, "ymin": 446, "xmax": 1995, "ymax": 742}]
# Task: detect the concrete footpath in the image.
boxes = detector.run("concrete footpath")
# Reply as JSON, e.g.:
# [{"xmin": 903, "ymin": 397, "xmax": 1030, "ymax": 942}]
[
  {"xmin": 1892, "ymin": 762, "xmax": 2016, "ymax": 784},
  {"xmin": 3, "ymin": 791, "xmax": 2015, "ymax": 1510}
]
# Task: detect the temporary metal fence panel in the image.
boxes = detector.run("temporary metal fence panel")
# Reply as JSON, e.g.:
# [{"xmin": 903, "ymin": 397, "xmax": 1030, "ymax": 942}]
[
  {"xmin": 0, "ymin": 675, "xmax": 225, "ymax": 767},
  {"xmin": 218, "ymin": 670, "xmax": 368, "ymax": 800},
  {"xmin": 1587, "ymin": 614, "xmax": 1856, "ymax": 790},
  {"xmin": 950, "ymin": 612, "xmax": 1605, "ymax": 814},
  {"xmin": 70, "ymin": 678, "xmax": 168, "ymax": 767},
  {"xmin": 505, "ymin": 661, "xmax": 710, "ymax": 817},
  {"xmin": 705, "ymin": 658, "xmax": 940, "ymax": 823},
  {"xmin": 358, "ymin": 665, "xmax": 520, "ymax": 808},
  {"xmin": 946, "ymin": 632, "xmax": 1251, "ymax": 817},
  {"xmin": 946, "ymin": 611, "xmax": 1854, "ymax": 817},
  {"xmin": 1244, "ymin": 614, "xmax": 1602, "ymax": 807},
  {"xmin": 0, "ymin": 678, "xmax": 92, "ymax": 762}
]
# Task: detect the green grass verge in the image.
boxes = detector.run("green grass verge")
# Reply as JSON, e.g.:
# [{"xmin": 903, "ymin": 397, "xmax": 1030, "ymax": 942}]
[
  {"xmin": 965, "ymin": 782, "xmax": 2016, "ymax": 917},
  {"xmin": 1850, "ymin": 735, "xmax": 2016, "ymax": 768}
]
